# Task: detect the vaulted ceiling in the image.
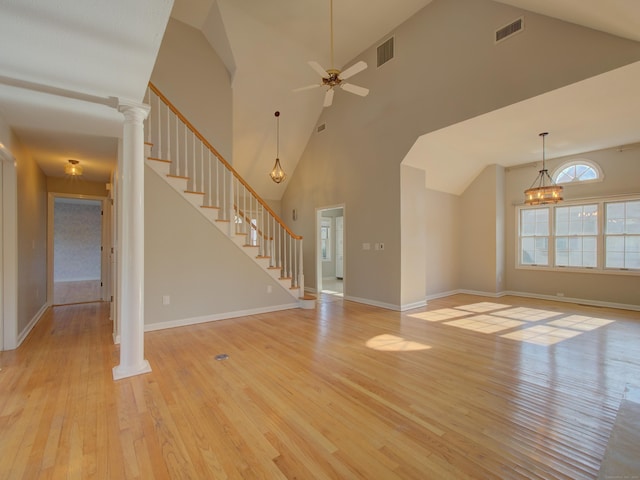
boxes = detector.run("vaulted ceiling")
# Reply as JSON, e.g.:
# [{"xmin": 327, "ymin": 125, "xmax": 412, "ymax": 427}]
[{"xmin": 0, "ymin": 0, "xmax": 639, "ymax": 198}]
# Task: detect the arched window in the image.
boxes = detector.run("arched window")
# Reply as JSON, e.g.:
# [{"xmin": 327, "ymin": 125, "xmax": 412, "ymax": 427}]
[{"xmin": 553, "ymin": 160, "xmax": 603, "ymax": 185}]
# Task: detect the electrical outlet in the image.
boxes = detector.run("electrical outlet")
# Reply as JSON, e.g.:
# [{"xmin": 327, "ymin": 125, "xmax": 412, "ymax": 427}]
[
  {"xmin": 267, "ymin": 285, "xmax": 273, "ymax": 293},
  {"xmin": 362, "ymin": 243, "xmax": 370, "ymax": 250},
  {"xmin": 162, "ymin": 295, "xmax": 170, "ymax": 305}
]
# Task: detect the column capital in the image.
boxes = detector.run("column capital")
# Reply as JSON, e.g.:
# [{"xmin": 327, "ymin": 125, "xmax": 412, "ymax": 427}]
[{"xmin": 118, "ymin": 99, "xmax": 150, "ymax": 123}]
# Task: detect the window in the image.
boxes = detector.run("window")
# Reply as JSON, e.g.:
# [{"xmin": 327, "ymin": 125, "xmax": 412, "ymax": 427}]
[
  {"xmin": 553, "ymin": 160, "xmax": 602, "ymax": 185},
  {"xmin": 517, "ymin": 196, "xmax": 640, "ymax": 275},
  {"xmin": 605, "ymin": 200, "xmax": 640, "ymax": 269},
  {"xmin": 320, "ymin": 219, "xmax": 331, "ymax": 261},
  {"xmin": 554, "ymin": 204, "xmax": 597, "ymax": 267},
  {"xmin": 520, "ymin": 208, "xmax": 549, "ymax": 265}
]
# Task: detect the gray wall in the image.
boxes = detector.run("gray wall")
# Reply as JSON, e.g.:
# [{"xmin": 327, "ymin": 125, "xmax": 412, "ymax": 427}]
[
  {"xmin": 151, "ymin": 17, "xmax": 233, "ymax": 162},
  {"xmin": 281, "ymin": 0, "xmax": 640, "ymax": 309},
  {"xmin": 10, "ymin": 126, "xmax": 48, "ymax": 336},
  {"xmin": 144, "ymin": 165, "xmax": 295, "ymax": 325},
  {"xmin": 505, "ymin": 145, "xmax": 640, "ymax": 307}
]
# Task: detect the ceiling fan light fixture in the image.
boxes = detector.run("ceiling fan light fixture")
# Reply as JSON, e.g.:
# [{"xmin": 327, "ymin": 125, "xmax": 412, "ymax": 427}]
[
  {"xmin": 65, "ymin": 159, "xmax": 83, "ymax": 177},
  {"xmin": 524, "ymin": 132, "xmax": 563, "ymax": 206},
  {"xmin": 293, "ymin": 0, "xmax": 369, "ymax": 107},
  {"xmin": 269, "ymin": 111, "xmax": 286, "ymax": 184}
]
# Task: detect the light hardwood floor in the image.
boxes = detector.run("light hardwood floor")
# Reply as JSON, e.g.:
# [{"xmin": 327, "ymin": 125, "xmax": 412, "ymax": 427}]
[{"xmin": 1, "ymin": 294, "xmax": 639, "ymax": 479}]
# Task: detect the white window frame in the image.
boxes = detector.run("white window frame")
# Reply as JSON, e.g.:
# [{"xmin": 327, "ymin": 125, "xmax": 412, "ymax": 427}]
[
  {"xmin": 552, "ymin": 159, "xmax": 603, "ymax": 185},
  {"xmin": 516, "ymin": 194, "xmax": 640, "ymax": 276}
]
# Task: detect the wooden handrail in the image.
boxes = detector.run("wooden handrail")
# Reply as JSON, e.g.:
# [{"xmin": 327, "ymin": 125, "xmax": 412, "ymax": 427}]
[
  {"xmin": 235, "ymin": 206, "xmax": 273, "ymax": 242},
  {"xmin": 148, "ymin": 82, "xmax": 302, "ymax": 240}
]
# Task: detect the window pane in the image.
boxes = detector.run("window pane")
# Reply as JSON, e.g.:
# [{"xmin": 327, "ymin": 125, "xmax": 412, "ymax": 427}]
[
  {"xmin": 606, "ymin": 203, "xmax": 625, "ymax": 234},
  {"xmin": 521, "ymin": 238, "xmax": 535, "ymax": 265},
  {"xmin": 606, "ymin": 252, "xmax": 624, "ymax": 268},
  {"xmin": 583, "ymin": 251, "xmax": 597, "ymax": 267},
  {"xmin": 521, "ymin": 222, "xmax": 535, "ymax": 236},
  {"xmin": 627, "ymin": 253, "xmax": 640, "ymax": 269}
]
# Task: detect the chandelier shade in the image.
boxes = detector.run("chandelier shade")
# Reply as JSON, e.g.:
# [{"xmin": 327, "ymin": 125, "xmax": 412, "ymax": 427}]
[
  {"xmin": 524, "ymin": 132, "xmax": 563, "ymax": 206},
  {"xmin": 269, "ymin": 111, "xmax": 286, "ymax": 184},
  {"xmin": 65, "ymin": 159, "xmax": 83, "ymax": 176}
]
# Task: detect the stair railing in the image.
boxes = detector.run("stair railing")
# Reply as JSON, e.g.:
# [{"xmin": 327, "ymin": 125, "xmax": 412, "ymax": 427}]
[{"xmin": 145, "ymin": 83, "xmax": 303, "ymax": 291}]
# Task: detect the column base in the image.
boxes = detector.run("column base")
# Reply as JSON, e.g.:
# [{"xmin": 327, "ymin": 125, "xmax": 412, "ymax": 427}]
[{"xmin": 112, "ymin": 360, "xmax": 152, "ymax": 380}]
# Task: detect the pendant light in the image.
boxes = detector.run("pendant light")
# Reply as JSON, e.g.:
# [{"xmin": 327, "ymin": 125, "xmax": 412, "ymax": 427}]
[
  {"xmin": 524, "ymin": 132, "xmax": 563, "ymax": 205},
  {"xmin": 269, "ymin": 111, "xmax": 286, "ymax": 184},
  {"xmin": 65, "ymin": 159, "xmax": 83, "ymax": 176}
]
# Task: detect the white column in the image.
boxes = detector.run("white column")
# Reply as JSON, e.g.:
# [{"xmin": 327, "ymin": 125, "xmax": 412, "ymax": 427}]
[{"xmin": 113, "ymin": 100, "xmax": 152, "ymax": 380}]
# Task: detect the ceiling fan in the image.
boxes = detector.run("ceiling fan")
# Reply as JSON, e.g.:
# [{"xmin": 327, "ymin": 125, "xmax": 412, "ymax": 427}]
[{"xmin": 294, "ymin": 0, "xmax": 369, "ymax": 107}]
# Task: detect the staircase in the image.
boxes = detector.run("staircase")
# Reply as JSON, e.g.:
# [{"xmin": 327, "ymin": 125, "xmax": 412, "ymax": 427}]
[{"xmin": 144, "ymin": 83, "xmax": 314, "ymax": 309}]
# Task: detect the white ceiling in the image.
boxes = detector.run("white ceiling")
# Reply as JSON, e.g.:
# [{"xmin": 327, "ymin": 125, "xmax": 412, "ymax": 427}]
[
  {"xmin": 0, "ymin": 0, "xmax": 173, "ymax": 182},
  {"xmin": 0, "ymin": 0, "xmax": 639, "ymax": 196}
]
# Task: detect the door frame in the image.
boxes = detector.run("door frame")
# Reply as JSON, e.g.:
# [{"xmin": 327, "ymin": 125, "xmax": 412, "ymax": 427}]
[
  {"xmin": 316, "ymin": 204, "xmax": 345, "ymax": 294},
  {"xmin": 47, "ymin": 192, "xmax": 111, "ymax": 305}
]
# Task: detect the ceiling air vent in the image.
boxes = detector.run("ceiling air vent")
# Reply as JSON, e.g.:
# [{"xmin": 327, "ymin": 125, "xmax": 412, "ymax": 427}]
[
  {"xmin": 377, "ymin": 37, "xmax": 394, "ymax": 67},
  {"xmin": 495, "ymin": 17, "xmax": 524, "ymax": 44},
  {"xmin": 317, "ymin": 123, "xmax": 326, "ymax": 133}
]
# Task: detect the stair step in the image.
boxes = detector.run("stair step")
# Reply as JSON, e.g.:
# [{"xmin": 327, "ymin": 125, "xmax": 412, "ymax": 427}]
[
  {"xmin": 148, "ymin": 157, "xmax": 171, "ymax": 163},
  {"xmin": 201, "ymin": 205, "xmax": 220, "ymax": 210},
  {"xmin": 185, "ymin": 190, "xmax": 205, "ymax": 195},
  {"xmin": 167, "ymin": 174, "xmax": 189, "ymax": 180}
]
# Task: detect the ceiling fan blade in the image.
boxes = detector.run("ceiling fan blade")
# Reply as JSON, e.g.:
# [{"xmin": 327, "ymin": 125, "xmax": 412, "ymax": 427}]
[
  {"xmin": 293, "ymin": 84, "xmax": 321, "ymax": 92},
  {"xmin": 308, "ymin": 61, "xmax": 328, "ymax": 78},
  {"xmin": 341, "ymin": 83, "xmax": 369, "ymax": 97},
  {"xmin": 340, "ymin": 61, "xmax": 367, "ymax": 80},
  {"xmin": 323, "ymin": 88, "xmax": 334, "ymax": 107}
]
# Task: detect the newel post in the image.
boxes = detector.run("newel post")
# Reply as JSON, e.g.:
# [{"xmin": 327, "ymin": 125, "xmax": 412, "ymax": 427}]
[{"xmin": 113, "ymin": 100, "xmax": 152, "ymax": 380}]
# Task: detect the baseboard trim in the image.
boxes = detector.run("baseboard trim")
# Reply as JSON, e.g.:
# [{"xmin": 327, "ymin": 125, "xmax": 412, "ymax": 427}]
[
  {"xmin": 504, "ymin": 290, "xmax": 640, "ymax": 312},
  {"xmin": 343, "ymin": 295, "xmax": 402, "ymax": 311},
  {"xmin": 425, "ymin": 289, "xmax": 639, "ymax": 312},
  {"xmin": 15, "ymin": 302, "xmax": 50, "ymax": 348},
  {"xmin": 144, "ymin": 303, "xmax": 300, "ymax": 332}
]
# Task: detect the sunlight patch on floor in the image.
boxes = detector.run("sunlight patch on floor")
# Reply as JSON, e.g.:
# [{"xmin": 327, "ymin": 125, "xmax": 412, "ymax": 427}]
[
  {"xmin": 366, "ymin": 334, "xmax": 431, "ymax": 352},
  {"xmin": 445, "ymin": 315, "xmax": 525, "ymax": 333},
  {"xmin": 492, "ymin": 307, "xmax": 561, "ymax": 322},
  {"xmin": 501, "ymin": 325, "xmax": 582, "ymax": 345},
  {"xmin": 455, "ymin": 302, "xmax": 512, "ymax": 313},
  {"xmin": 408, "ymin": 302, "xmax": 616, "ymax": 347},
  {"xmin": 408, "ymin": 308, "xmax": 470, "ymax": 322},
  {"xmin": 547, "ymin": 315, "xmax": 614, "ymax": 331}
]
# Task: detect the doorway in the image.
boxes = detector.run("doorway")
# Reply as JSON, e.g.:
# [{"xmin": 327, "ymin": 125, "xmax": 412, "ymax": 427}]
[
  {"xmin": 316, "ymin": 206, "xmax": 345, "ymax": 296},
  {"xmin": 49, "ymin": 195, "xmax": 107, "ymax": 305}
]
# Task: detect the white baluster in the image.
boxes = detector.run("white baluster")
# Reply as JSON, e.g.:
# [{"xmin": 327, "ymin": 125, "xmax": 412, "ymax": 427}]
[{"xmin": 156, "ymin": 95, "xmax": 162, "ymax": 159}]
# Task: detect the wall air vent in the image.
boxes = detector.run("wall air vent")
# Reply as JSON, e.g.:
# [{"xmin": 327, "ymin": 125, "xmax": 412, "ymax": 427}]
[
  {"xmin": 377, "ymin": 37, "xmax": 394, "ymax": 67},
  {"xmin": 495, "ymin": 17, "xmax": 524, "ymax": 44},
  {"xmin": 317, "ymin": 123, "xmax": 326, "ymax": 133}
]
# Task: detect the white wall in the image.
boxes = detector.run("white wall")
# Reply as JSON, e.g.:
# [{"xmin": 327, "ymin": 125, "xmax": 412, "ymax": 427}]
[{"xmin": 282, "ymin": 0, "xmax": 640, "ymax": 308}]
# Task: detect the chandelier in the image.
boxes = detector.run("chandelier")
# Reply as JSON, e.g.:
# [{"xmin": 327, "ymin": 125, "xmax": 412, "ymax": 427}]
[
  {"xmin": 524, "ymin": 132, "xmax": 563, "ymax": 205},
  {"xmin": 269, "ymin": 111, "xmax": 286, "ymax": 184}
]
